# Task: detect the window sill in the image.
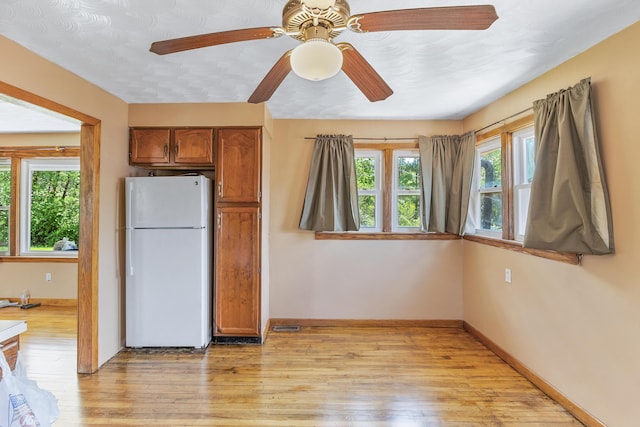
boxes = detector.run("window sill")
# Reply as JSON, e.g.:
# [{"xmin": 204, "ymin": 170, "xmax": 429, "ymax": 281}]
[
  {"xmin": 0, "ymin": 256, "xmax": 78, "ymax": 264},
  {"xmin": 463, "ymin": 234, "xmax": 581, "ymax": 265},
  {"xmin": 315, "ymin": 232, "xmax": 461, "ymax": 241}
]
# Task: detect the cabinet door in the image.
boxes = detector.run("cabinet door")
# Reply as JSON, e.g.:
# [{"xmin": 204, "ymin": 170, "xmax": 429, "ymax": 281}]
[
  {"xmin": 130, "ymin": 128, "xmax": 170, "ymax": 164},
  {"xmin": 174, "ymin": 128, "xmax": 214, "ymax": 165},
  {"xmin": 214, "ymin": 206, "xmax": 260, "ymax": 336},
  {"xmin": 0, "ymin": 336, "xmax": 19, "ymax": 380},
  {"xmin": 216, "ymin": 128, "xmax": 261, "ymax": 203}
]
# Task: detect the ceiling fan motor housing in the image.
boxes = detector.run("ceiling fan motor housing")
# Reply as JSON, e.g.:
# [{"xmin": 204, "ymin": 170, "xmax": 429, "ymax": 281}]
[{"xmin": 283, "ymin": 0, "xmax": 351, "ymax": 41}]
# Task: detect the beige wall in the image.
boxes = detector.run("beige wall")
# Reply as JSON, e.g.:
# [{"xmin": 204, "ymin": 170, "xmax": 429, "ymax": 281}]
[
  {"xmin": 0, "ymin": 132, "xmax": 80, "ymax": 146},
  {"xmin": 462, "ymin": 22, "xmax": 640, "ymax": 427},
  {"xmin": 128, "ymin": 103, "xmax": 268, "ymax": 128},
  {"xmin": 269, "ymin": 119, "xmax": 466, "ymax": 320},
  {"xmin": 0, "ymin": 35, "xmax": 130, "ymax": 366},
  {"xmin": 0, "ymin": 263, "xmax": 77, "ymax": 299}
]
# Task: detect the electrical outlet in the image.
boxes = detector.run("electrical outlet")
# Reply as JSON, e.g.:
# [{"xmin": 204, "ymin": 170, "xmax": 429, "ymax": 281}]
[
  {"xmin": 505, "ymin": 268, "xmax": 512, "ymax": 283},
  {"xmin": 45, "ymin": 273, "xmax": 52, "ymax": 282}
]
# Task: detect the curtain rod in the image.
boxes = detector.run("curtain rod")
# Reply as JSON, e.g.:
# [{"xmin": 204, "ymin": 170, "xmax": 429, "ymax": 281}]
[
  {"xmin": 304, "ymin": 137, "xmax": 418, "ymax": 141},
  {"xmin": 475, "ymin": 106, "xmax": 533, "ymax": 134},
  {"xmin": 302, "ymin": 106, "xmax": 534, "ymax": 140}
]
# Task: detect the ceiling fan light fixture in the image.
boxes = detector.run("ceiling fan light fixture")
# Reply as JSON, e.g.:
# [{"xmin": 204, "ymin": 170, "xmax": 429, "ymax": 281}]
[
  {"xmin": 301, "ymin": 0, "xmax": 336, "ymax": 11},
  {"xmin": 290, "ymin": 39, "xmax": 343, "ymax": 81}
]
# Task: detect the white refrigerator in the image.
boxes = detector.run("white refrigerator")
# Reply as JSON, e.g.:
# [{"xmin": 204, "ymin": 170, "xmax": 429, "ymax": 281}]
[{"xmin": 125, "ymin": 175, "xmax": 212, "ymax": 348}]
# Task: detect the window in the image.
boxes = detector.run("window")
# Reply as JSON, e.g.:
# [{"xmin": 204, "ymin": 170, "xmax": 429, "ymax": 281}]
[
  {"xmin": 0, "ymin": 147, "xmax": 80, "ymax": 259},
  {"xmin": 0, "ymin": 159, "xmax": 10, "ymax": 255},
  {"xmin": 393, "ymin": 150, "xmax": 421, "ymax": 232},
  {"xmin": 355, "ymin": 146, "xmax": 421, "ymax": 233},
  {"xmin": 471, "ymin": 119, "xmax": 535, "ymax": 242},
  {"xmin": 355, "ymin": 150, "xmax": 382, "ymax": 231},
  {"xmin": 20, "ymin": 158, "xmax": 80, "ymax": 256},
  {"xmin": 512, "ymin": 127, "xmax": 535, "ymax": 241},
  {"xmin": 476, "ymin": 138, "xmax": 502, "ymax": 237}
]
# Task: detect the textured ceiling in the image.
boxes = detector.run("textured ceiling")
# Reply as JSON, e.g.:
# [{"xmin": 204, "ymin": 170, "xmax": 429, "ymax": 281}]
[
  {"xmin": 1, "ymin": 0, "xmax": 640, "ymax": 124},
  {"xmin": 0, "ymin": 95, "xmax": 81, "ymax": 133}
]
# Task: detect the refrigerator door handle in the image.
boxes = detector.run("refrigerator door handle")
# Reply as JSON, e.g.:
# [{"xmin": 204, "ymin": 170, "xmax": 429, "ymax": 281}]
[
  {"xmin": 126, "ymin": 180, "xmax": 134, "ymax": 228},
  {"xmin": 127, "ymin": 228, "xmax": 134, "ymax": 276}
]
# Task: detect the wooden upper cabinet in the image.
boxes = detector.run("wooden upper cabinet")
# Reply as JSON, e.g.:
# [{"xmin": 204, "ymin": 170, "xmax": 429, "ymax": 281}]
[
  {"xmin": 129, "ymin": 128, "xmax": 214, "ymax": 168},
  {"xmin": 216, "ymin": 128, "xmax": 261, "ymax": 203},
  {"xmin": 130, "ymin": 128, "xmax": 170, "ymax": 164},
  {"xmin": 174, "ymin": 128, "xmax": 213, "ymax": 165}
]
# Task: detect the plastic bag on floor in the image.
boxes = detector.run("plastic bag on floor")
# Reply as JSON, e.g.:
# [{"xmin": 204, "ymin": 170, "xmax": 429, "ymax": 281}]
[{"xmin": 0, "ymin": 350, "xmax": 59, "ymax": 426}]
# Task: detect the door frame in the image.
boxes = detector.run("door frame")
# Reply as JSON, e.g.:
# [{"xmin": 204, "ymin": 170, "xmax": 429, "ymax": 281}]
[{"xmin": 0, "ymin": 81, "xmax": 100, "ymax": 374}]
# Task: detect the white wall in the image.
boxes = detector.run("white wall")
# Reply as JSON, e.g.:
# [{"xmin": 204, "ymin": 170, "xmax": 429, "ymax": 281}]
[{"xmin": 462, "ymin": 21, "xmax": 640, "ymax": 427}]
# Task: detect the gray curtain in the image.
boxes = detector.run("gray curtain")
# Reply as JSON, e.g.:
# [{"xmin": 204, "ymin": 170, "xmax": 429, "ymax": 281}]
[
  {"xmin": 418, "ymin": 131, "xmax": 476, "ymax": 234},
  {"xmin": 299, "ymin": 134, "xmax": 360, "ymax": 232},
  {"xmin": 524, "ymin": 78, "xmax": 614, "ymax": 254}
]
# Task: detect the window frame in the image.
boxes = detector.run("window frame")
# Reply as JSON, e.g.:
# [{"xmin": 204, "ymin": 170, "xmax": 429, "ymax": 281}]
[
  {"xmin": 475, "ymin": 137, "xmax": 503, "ymax": 239},
  {"xmin": 0, "ymin": 146, "xmax": 80, "ymax": 262},
  {"xmin": 0, "ymin": 159, "xmax": 10, "ymax": 255},
  {"xmin": 315, "ymin": 138, "xmax": 461, "ymax": 240},
  {"xmin": 391, "ymin": 149, "xmax": 421, "ymax": 232},
  {"xmin": 466, "ymin": 115, "xmax": 580, "ymax": 264},
  {"xmin": 354, "ymin": 144, "xmax": 423, "ymax": 233},
  {"xmin": 472, "ymin": 117, "xmax": 532, "ymax": 241},
  {"xmin": 20, "ymin": 157, "xmax": 80, "ymax": 257},
  {"xmin": 355, "ymin": 150, "xmax": 383, "ymax": 232},
  {"xmin": 316, "ymin": 142, "xmax": 459, "ymax": 241},
  {"xmin": 512, "ymin": 126, "xmax": 535, "ymax": 242}
]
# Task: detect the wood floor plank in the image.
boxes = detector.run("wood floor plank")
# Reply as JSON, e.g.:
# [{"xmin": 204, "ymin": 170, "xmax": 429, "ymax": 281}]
[{"xmin": 0, "ymin": 306, "xmax": 582, "ymax": 425}]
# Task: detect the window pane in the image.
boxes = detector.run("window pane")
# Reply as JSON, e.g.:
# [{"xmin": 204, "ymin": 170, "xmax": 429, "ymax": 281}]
[
  {"xmin": 480, "ymin": 148, "xmax": 501, "ymax": 189},
  {"xmin": 480, "ymin": 193, "xmax": 502, "ymax": 231},
  {"xmin": 0, "ymin": 209, "xmax": 8, "ymax": 253},
  {"xmin": 0, "ymin": 163, "xmax": 9, "ymax": 253},
  {"xmin": 397, "ymin": 157, "xmax": 420, "ymax": 190},
  {"xmin": 355, "ymin": 157, "xmax": 376, "ymax": 191},
  {"xmin": 515, "ymin": 186, "xmax": 531, "ymax": 240},
  {"xmin": 29, "ymin": 170, "xmax": 80, "ymax": 252},
  {"xmin": 397, "ymin": 195, "xmax": 421, "ymax": 228},
  {"xmin": 524, "ymin": 136, "xmax": 535, "ymax": 183},
  {"xmin": 0, "ymin": 162, "xmax": 10, "ymax": 206},
  {"xmin": 358, "ymin": 195, "xmax": 376, "ymax": 228}
]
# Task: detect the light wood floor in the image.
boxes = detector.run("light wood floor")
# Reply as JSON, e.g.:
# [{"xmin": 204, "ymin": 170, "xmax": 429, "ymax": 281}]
[{"xmin": 0, "ymin": 306, "xmax": 582, "ymax": 426}]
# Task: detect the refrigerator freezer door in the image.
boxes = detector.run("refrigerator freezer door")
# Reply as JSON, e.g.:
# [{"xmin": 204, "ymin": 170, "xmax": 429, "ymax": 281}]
[
  {"xmin": 126, "ymin": 228, "xmax": 211, "ymax": 348},
  {"xmin": 126, "ymin": 176, "xmax": 210, "ymax": 228}
]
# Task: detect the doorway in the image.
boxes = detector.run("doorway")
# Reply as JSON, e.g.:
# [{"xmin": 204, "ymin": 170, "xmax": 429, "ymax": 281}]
[{"xmin": 0, "ymin": 81, "xmax": 100, "ymax": 373}]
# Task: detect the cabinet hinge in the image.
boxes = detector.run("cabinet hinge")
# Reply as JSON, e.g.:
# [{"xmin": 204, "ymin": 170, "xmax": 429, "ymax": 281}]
[{"xmin": 258, "ymin": 211, "xmax": 262, "ymax": 220}]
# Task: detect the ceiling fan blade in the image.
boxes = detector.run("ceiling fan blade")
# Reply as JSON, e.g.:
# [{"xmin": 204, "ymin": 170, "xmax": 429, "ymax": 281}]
[
  {"xmin": 150, "ymin": 27, "xmax": 282, "ymax": 55},
  {"xmin": 350, "ymin": 5, "xmax": 498, "ymax": 32},
  {"xmin": 248, "ymin": 50, "xmax": 293, "ymax": 104},
  {"xmin": 337, "ymin": 43, "xmax": 393, "ymax": 102}
]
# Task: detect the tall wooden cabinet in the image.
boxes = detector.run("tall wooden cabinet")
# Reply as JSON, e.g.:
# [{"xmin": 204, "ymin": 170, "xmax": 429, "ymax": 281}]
[{"xmin": 213, "ymin": 128, "xmax": 262, "ymax": 340}]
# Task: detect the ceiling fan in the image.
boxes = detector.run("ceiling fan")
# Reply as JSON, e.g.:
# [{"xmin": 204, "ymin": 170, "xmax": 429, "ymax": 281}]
[{"xmin": 150, "ymin": 0, "xmax": 498, "ymax": 104}]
